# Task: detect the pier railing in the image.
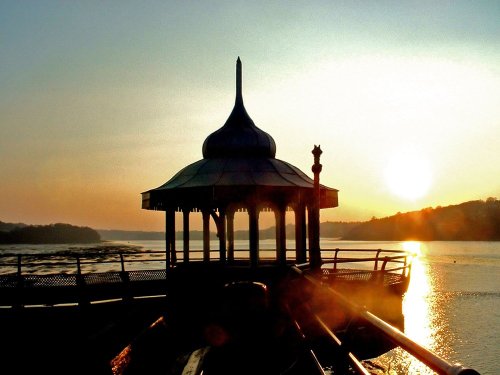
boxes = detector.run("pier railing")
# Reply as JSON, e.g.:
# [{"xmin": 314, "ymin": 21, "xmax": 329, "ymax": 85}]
[
  {"xmin": 289, "ymin": 265, "xmax": 480, "ymax": 375},
  {"xmin": 0, "ymin": 248, "xmax": 412, "ymax": 307},
  {"xmin": 0, "ymin": 250, "xmax": 168, "ymax": 275},
  {"xmin": 0, "ymin": 248, "xmax": 411, "ymax": 275},
  {"xmin": 0, "ymin": 250, "xmax": 169, "ymax": 307}
]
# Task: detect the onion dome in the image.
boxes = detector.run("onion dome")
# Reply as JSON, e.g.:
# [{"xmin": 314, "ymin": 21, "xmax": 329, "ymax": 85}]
[{"xmin": 202, "ymin": 57, "xmax": 276, "ymax": 158}]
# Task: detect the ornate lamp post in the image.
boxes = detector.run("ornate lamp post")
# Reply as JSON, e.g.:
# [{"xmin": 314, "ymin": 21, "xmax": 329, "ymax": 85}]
[{"xmin": 310, "ymin": 145, "xmax": 323, "ymax": 269}]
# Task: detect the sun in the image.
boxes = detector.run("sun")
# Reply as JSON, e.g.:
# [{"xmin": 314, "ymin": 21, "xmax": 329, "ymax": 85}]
[{"xmin": 384, "ymin": 153, "xmax": 432, "ymax": 200}]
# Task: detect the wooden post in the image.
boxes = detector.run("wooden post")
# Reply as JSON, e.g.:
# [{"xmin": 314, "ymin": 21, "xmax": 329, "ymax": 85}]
[
  {"xmin": 17, "ymin": 255, "xmax": 22, "ymax": 276},
  {"xmin": 119, "ymin": 253, "xmax": 125, "ymax": 272}
]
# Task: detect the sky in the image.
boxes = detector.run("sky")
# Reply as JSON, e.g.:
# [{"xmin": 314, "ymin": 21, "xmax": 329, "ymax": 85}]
[{"xmin": 1, "ymin": 1, "xmax": 499, "ymax": 231}]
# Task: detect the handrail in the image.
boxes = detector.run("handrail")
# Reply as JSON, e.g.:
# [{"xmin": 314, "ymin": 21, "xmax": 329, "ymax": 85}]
[
  {"xmin": 289, "ymin": 318, "xmax": 332, "ymax": 375},
  {"xmin": 284, "ymin": 297, "xmax": 371, "ymax": 375},
  {"xmin": 0, "ymin": 250, "xmax": 168, "ymax": 275},
  {"xmin": 1, "ymin": 248, "xmax": 412, "ymax": 280},
  {"xmin": 290, "ymin": 265, "xmax": 480, "ymax": 375}
]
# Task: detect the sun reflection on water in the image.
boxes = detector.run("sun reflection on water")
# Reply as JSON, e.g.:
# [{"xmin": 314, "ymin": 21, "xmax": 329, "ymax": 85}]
[
  {"xmin": 376, "ymin": 241, "xmax": 438, "ymax": 374},
  {"xmin": 402, "ymin": 241, "xmax": 436, "ymax": 374}
]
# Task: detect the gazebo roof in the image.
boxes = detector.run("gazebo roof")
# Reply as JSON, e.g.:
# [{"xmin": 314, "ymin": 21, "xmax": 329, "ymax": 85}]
[
  {"xmin": 142, "ymin": 58, "xmax": 338, "ymax": 211},
  {"xmin": 155, "ymin": 158, "xmax": 316, "ymax": 189},
  {"xmin": 202, "ymin": 57, "xmax": 276, "ymax": 159}
]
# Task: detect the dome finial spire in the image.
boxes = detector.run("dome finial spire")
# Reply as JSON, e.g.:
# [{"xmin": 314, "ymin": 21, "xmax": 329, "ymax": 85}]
[
  {"xmin": 202, "ymin": 58, "xmax": 277, "ymax": 158},
  {"xmin": 236, "ymin": 57, "xmax": 243, "ymax": 104}
]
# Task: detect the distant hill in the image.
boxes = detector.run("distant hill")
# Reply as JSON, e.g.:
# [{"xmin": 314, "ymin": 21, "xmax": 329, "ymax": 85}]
[
  {"xmin": 0, "ymin": 223, "xmax": 101, "ymax": 244},
  {"xmin": 98, "ymin": 229, "xmax": 218, "ymax": 241},
  {"xmin": 343, "ymin": 198, "xmax": 500, "ymax": 241},
  {"xmin": 99, "ymin": 222, "xmax": 359, "ymax": 241},
  {"xmin": 243, "ymin": 222, "xmax": 360, "ymax": 240},
  {"xmin": 0, "ymin": 221, "xmax": 27, "ymax": 232},
  {"xmin": 320, "ymin": 221, "xmax": 362, "ymax": 239},
  {"xmin": 3, "ymin": 198, "xmax": 498, "ymax": 243},
  {"xmin": 98, "ymin": 229, "xmax": 165, "ymax": 241}
]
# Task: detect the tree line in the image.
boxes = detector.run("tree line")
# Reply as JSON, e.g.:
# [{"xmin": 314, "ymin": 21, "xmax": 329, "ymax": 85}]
[
  {"xmin": 212, "ymin": 198, "xmax": 500, "ymax": 241},
  {"xmin": 2, "ymin": 198, "xmax": 498, "ymax": 243},
  {"xmin": 342, "ymin": 198, "xmax": 500, "ymax": 241},
  {"xmin": 0, "ymin": 223, "xmax": 101, "ymax": 244}
]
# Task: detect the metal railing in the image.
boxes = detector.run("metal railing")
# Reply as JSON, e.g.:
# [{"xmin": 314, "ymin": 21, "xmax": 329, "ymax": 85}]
[
  {"xmin": 170, "ymin": 247, "xmax": 413, "ymax": 273},
  {"xmin": 0, "ymin": 251, "xmax": 170, "ymax": 307},
  {"xmin": 0, "ymin": 250, "xmax": 168, "ymax": 276},
  {"xmin": 0, "ymin": 248, "xmax": 412, "ymax": 284},
  {"xmin": 289, "ymin": 265, "xmax": 480, "ymax": 375},
  {"xmin": 0, "ymin": 248, "xmax": 412, "ymax": 308},
  {"xmin": 321, "ymin": 248, "xmax": 411, "ymax": 274}
]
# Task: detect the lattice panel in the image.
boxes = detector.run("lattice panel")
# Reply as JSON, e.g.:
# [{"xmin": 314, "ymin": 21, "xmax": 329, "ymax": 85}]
[
  {"xmin": 83, "ymin": 272, "xmax": 123, "ymax": 285},
  {"xmin": 0, "ymin": 274, "xmax": 19, "ymax": 288},
  {"xmin": 128, "ymin": 270, "xmax": 166, "ymax": 282},
  {"xmin": 323, "ymin": 268, "xmax": 406, "ymax": 286},
  {"xmin": 23, "ymin": 274, "xmax": 78, "ymax": 287},
  {"xmin": 325, "ymin": 269, "xmax": 373, "ymax": 281},
  {"xmin": 384, "ymin": 273, "xmax": 405, "ymax": 286}
]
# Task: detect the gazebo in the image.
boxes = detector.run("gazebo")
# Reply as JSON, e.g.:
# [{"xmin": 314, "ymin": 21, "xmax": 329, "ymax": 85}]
[{"xmin": 142, "ymin": 58, "xmax": 338, "ymax": 268}]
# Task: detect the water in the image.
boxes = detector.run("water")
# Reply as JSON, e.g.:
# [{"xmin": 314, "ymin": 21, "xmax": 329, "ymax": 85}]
[
  {"xmin": 346, "ymin": 241, "xmax": 497, "ymax": 375},
  {"xmin": 1, "ymin": 240, "xmax": 498, "ymax": 374}
]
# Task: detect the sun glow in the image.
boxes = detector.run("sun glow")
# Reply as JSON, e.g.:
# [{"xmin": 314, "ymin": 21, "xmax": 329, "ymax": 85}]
[
  {"xmin": 403, "ymin": 241, "xmax": 422, "ymax": 257},
  {"xmin": 384, "ymin": 152, "xmax": 432, "ymax": 200}
]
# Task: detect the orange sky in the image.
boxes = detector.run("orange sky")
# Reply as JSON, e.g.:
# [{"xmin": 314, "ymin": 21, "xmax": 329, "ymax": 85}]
[{"xmin": 1, "ymin": 2, "xmax": 499, "ymax": 231}]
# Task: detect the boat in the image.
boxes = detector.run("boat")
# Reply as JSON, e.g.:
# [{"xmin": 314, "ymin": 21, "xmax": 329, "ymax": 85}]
[{"xmin": 0, "ymin": 58, "xmax": 480, "ymax": 375}]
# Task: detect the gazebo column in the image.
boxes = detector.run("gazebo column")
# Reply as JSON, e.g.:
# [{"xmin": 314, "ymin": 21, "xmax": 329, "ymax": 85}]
[
  {"xmin": 218, "ymin": 209, "xmax": 227, "ymax": 263},
  {"xmin": 182, "ymin": 209, "xmax": 190, "ymax": 263},
  {"xmin": 202, "ymin": 210, "xmax": 210, "ymax": 262},
  {"xmin": 249, "ymin": 206, "xmax": 260, "ymax": 267},
  {"xmin": 227, "ymin": 210, "xmax": 235, "ymax": 263},
  {"xmin": 275, "ymin": 205, "xmax": 287, "ymax": 266},
  {"xmin": 165, "ymin": 209, "xmax": 176, "ymax": 268},
  {"xmin": 307, "ymin": 204, "xmax": 322, "ymax": 268},
  {"xmin": 307, "ymin": 205, "xmax": 314, "ymax": 259},
  {"xmin": 295, "ymin": 204, "xmax": 307, "ymax": 263}
]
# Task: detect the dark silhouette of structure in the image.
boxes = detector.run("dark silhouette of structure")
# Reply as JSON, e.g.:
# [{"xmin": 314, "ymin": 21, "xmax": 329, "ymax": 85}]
[{"xmin": 142, "ymin": 58, "xmax": 338, "ymax": 267}]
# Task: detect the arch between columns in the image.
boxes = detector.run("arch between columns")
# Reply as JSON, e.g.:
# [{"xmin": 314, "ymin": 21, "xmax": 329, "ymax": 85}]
[{"xmin": 169, "ymin": 199, "xmax": 311, "ymax": 267}]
